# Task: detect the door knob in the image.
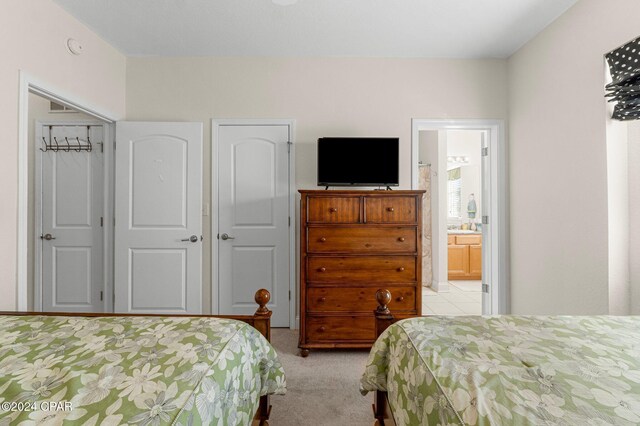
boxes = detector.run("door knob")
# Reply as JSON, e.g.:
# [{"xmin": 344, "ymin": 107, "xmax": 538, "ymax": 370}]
[
  {"xmin": 41, "ymin": 233, "xmax": 56, "ymax": 241},
  {"xmin": 220, "ymin": 233, "xmax": 235, "ymax": 241},
  {"xmin": 181, "ymin": 235, "xmax": 198, "ymax": 243}
]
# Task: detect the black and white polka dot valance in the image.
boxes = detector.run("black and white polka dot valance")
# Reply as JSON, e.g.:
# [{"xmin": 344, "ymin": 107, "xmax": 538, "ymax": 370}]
[{"xmin": 605, "ymin": 36, "xmax": 640, "ymax": 121}]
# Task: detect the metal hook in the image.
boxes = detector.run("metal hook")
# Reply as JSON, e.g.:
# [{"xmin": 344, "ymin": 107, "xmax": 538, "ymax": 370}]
[
  {"xmin": 64, "ymin": 137, "xmax": 71, "ymax": 152},
  {"xmin": 40, "ymin": 137, "xmax": 48, "ymax": 152},
  {"xmin": 75, "ymin": 137, "xmax": 82, "ymax": 152},
  {"xmin": 86, "ymin": 136, "xmax": 93, "ymax": 152},
  {"xmin": 53, "ymin": 137, "xmax": 60, "ymax": 152}
]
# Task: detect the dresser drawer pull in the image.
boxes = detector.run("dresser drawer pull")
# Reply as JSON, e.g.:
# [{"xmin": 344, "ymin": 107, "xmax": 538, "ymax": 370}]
[
  {"xmin": 387, "ymin": 207, "xmax": 395, "ymax": 212},
  {"xmin": 397, "ymin": 296, "xmax": 405, "ymax": 302},
  {"xmin": 397, "ymin": 267, "xmax": 405, "ymax": 272},
  {"xmin": 319, "ymin": 237, "xmax": 327, "ymax": 242},
  {"xmin": 329, "ymin": 207, "xmax": 338, "ymax": 213},
  {"xmin": 319, "ymin": 297, "xmax": 326, "ymax": 302},
  {"xmin": 398, "ymin": 237, "xmax": 405, "ymax": 242},
  {"xmin": 318, "ymin": 326, "xmax": 326, "ymax": 332},
  {"xmin": 319, "ymin": 267, "xmax": 326, "ymax": 272}
]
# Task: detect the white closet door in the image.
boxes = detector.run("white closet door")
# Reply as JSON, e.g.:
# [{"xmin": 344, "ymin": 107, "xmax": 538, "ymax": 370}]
[
  {"xmin": 216, "ymin": 124, "xmax": 291, "ymax": 326},
  {"xmin": 40, "ymin": 125, "xmax": 104, "ymax": 312},
  {"xmin": 114, "ymin": 122, "xmax": 203, "ymax": 314}
]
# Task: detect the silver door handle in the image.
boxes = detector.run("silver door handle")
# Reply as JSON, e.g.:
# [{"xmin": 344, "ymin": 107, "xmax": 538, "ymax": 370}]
[
  {"xmin": 41, "ymin": 233, "xmax": 56, "ymax": 241},
  {"xmin": 220, "ymin": 233, "xmax": 235, "ymax": 240},
  {"xmin": 181, "ymin": 235, "xmax": 198, "ymax": 243}
]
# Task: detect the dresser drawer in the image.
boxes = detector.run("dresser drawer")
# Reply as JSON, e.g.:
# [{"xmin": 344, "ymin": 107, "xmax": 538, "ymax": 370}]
[
  {"xmin": 307, "ymin": 256, "xmax": 416, "ymax": 283},
  {"xmin": 306, "ymin": 316, "xmax": 375, "ymax": 341},
  {"xmin": 365, "ymin": 197, "xmax": 417, "ymax": 223},
  {"xmin": 307, "ymin": 196, "xmax": 361, "ymax": 223},
  {"xmin": 307, "ymin": 286, "xmax": 417, "ymax": 312},
  {"xmin": 308, "ymin": 227, "xmax": 416, "ymax": 253}
]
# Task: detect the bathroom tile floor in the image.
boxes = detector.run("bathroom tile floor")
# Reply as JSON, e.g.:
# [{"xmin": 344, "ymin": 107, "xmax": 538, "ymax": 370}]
[{"xmin": 422, "ymin": 281, "xmax": 482, "ymax": 315}]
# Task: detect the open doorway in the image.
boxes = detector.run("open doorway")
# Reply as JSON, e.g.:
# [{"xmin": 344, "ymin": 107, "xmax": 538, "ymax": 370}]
[
  {"xmin": 412, "ymin": 119, "xmax": 508, "ymax": 316},
  {"xmin": 419, "ymin": 130, "xmax": 484, "ymax": 315},
  {"xmin": 17, "ymin": 75, "xmax": 118, "ymax": 312},
  {"xmin": 28, "ymin": 91, "xmax": 113, "ymax": 312}
]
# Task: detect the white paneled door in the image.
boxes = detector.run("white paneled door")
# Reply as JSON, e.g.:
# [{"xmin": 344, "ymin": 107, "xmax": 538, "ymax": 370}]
[
  {"xmin": 217, "ymin": 124, "xmax": 291, "ymax": 327},
  {"xmin": 115, "ymin": 122, "xmax": 203, "ymax": 314},
  {"xmin": 40, "ymin": 125, "xmax": 104, "ymax": 312}
]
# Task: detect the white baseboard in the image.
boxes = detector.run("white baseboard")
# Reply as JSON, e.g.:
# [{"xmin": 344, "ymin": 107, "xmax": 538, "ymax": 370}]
[
  {"xmin": 292, "ymin": 316, "xmax": 300, "ymax": 330},
  {"xmin": 431, "ymin": 280, "xmax": 450, "ymax": 293}
]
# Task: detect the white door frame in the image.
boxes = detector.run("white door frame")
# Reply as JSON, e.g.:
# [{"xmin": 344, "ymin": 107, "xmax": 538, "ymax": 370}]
[
  {"xmin": 211, "ymin": 119, "xmax": 296, "ymax": 328},
  {"xmin": 411, "ymin": 119, "xmax": 509, "ymax": 314},
  {"xmin": 34, "ymin": 120, "xmax": 113, "ymax": 312},
  {"xmin": 17, "ymin": 71, "xmax": 119, "ymax": 311}
]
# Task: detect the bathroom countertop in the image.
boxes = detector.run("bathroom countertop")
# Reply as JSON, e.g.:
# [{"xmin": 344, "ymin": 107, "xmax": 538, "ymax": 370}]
[{"xmin": 447, "ymin": 230, "xmax": 482, "ymax": 235}]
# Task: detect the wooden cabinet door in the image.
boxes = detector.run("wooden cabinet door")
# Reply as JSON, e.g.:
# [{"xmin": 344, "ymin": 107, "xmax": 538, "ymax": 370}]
[
  {"xmin": 448, "ymin": 245, "xmax": 469, "ymax": 279},
  {"xmin": 469, "ymin": 244, "xmax": 482, "ymax": 279}
]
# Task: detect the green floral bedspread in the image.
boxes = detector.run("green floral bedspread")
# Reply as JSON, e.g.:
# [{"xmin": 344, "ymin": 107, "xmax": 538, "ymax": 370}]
[
  {"xmin": 0, "ymin": 315, "xmax": 286, "ymax": 425},
  {"xmin": 360, "ymin": 316, "xmax": 640, "ymax": 425}
]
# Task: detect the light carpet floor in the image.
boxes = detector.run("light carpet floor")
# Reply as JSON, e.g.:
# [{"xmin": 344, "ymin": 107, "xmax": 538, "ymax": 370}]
[{"xmin": 268, "ymin": 329, "xmax": 373, "ymax": 425}]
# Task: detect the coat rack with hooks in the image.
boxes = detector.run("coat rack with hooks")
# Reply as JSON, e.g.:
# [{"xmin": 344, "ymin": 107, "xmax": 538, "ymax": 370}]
[{"xmin": 39, "ymin": 125, "xmax": 95, "ymax": 153}]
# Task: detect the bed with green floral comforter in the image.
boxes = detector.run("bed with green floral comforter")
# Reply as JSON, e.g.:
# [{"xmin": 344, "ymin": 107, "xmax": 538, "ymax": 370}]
[
  {"xmin": 360, "ymin": 316, "xmax": 640, "ymax": 426},
  {"xmin": 0, "ymin": 315, "xmax": 286, "ymax": 425}
]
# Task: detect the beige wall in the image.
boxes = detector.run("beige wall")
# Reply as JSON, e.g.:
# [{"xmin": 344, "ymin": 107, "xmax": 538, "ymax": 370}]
[
  {"xmin": 508, "ymin": 0, "xmax": 640, "ymax": 314},
  {"xmin": 629, "ymin": 121, "xmax": 640, "ymax": 314},
  {"xmin": 126, "ymin": 57, "xmax": 508, "ymax": 313},
  {"xmin": 606, "ymin": 110, "xmax": 630, "ymax": 315},
  {"xmin": 0, "ymin": 0, "xmax": 126, "ymax": 310},
  {"xmin": 9, "ymin": 0, "xmax": 638, "ymax": 316}
]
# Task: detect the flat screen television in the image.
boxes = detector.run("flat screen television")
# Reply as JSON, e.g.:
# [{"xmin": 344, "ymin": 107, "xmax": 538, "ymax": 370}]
[{"xmin": 317, "ymin": 137, "xmax": 399, "ymax": 187}]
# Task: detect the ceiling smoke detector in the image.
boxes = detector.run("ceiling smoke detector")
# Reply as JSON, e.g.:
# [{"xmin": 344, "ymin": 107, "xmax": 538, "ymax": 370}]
[{"xmin": 66, "ymin": 38, "xmax": 83, "ymax": 55}]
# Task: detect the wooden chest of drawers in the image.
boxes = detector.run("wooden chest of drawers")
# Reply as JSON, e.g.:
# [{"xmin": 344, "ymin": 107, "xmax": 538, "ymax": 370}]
[{"xmin": 298, "ymin": 190, "xmax": 425, "ymax": 356}]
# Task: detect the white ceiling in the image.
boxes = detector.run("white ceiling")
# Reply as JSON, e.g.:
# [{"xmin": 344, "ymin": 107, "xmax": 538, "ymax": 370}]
[{"xmin": 53, "ymin": 0, "xmax": 578, "ymax": 58}]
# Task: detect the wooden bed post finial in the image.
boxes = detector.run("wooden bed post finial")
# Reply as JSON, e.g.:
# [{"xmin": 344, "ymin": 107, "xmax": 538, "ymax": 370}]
[
  {"xmin": 376, "ymin": 289, "xmax": 392, "ymax": 315},
  {"xmin": 374, "ymin": 288, "xmax": 395, "ymax": 341},
  {"xmin": 254, "ymin": 289, "xmax": 272, "ymax": 317}
]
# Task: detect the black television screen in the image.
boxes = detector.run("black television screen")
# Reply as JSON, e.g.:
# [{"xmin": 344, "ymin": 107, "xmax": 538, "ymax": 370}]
[{"xmin": 317, "ymin": 137, "xmax": 399, "ymax": 187}]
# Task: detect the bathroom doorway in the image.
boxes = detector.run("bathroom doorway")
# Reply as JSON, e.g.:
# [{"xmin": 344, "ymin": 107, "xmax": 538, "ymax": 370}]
[{"xmin": 411, "ymin": 119, "xmax": 508, "ymax": 316}]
